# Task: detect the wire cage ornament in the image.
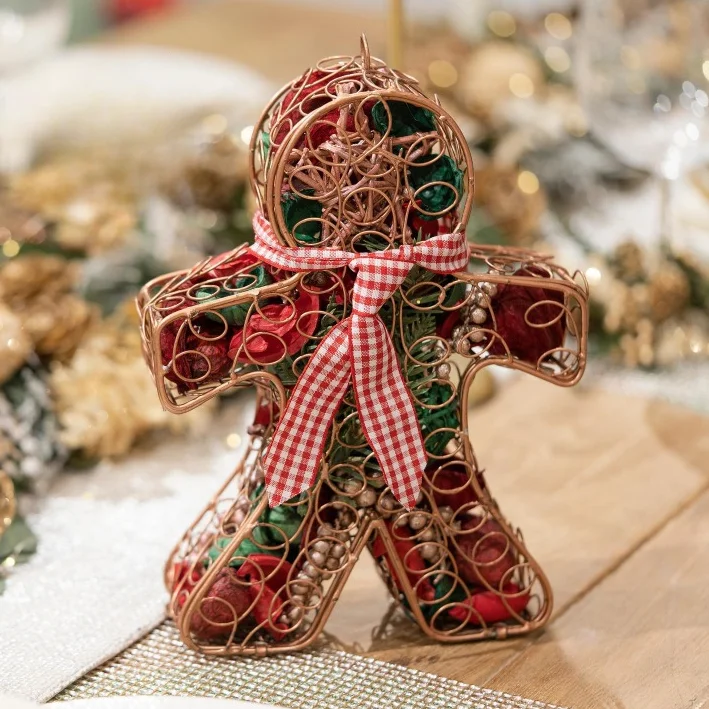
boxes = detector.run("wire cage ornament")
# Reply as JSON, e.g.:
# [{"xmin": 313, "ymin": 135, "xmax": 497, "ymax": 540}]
[{"xmin": 137, "ymin": 37, "xmax": 589, "ymax": 656}]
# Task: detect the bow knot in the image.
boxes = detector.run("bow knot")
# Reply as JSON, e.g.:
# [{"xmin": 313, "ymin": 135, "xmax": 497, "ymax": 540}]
[{"xmin": 250, "ymin": 211, "xmax": 469, "ymax": 509}]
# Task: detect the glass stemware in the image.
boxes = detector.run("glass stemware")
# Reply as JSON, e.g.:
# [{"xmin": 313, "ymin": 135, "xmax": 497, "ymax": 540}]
[{"xmin": 576, "ymin": 0, "xmax": 709, "ymax": 246}]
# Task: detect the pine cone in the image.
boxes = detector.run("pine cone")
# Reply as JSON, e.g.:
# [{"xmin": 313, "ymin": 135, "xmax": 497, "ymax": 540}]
[{"xmin": 0, "ymin": 357, "xmax": 66, "ymax": 494}]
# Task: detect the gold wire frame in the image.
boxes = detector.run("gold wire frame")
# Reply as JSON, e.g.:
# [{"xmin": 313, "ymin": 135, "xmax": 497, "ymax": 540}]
[{"xmin": 137, "ymin": 37, "xmax": 589, "ymax": 656}]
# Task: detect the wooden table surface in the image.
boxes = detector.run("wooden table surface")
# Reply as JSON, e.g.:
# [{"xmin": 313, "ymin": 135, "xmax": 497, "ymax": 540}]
[{"xmin": 108, "ymin": 4, "xmax": 709, "ymax": 707}]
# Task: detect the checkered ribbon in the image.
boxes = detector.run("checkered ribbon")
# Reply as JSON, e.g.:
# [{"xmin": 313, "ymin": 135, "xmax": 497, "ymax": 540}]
[{"xmin": 251, "ymin": 211, "xmax": 469, "ymax": 509}]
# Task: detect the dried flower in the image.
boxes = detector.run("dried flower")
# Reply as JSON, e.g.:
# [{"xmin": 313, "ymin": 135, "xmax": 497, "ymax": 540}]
[
  {"xmin": 454, "ymin": 517, "xmax": 516, "ymax": 588},
  {"xmin": 189, "ymin": 568, "xmax": 251, "ymax": 642},
  {"xmin": 485, "ymin": 267, "xmax": 565, "ymax": 364},
  {"xmin": 228, "ymin": 289, "xmax": 320, "ymax": 365},
  {"xmin": 448, "ymin": 584, "xmax": 529, "ymax": 625}
]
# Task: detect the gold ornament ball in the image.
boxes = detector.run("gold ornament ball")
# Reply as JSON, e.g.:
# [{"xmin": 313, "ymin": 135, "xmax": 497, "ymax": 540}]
[
  {"xmin": 648, "ymin": 264, "xmax": 690, "ymax": 323},
  {"xmin": 611, "ymin": 240, "xmax": 646, "ymax": 282},
  {"xmin": 459, "ymin": 41, "xmax": 544, "ymax": 121}
]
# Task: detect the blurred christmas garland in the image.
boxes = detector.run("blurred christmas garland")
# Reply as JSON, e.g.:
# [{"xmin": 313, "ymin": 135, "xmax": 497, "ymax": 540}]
[
  {"xmin": 407, "ymin": 16, "xmax": 709, "ymax": 369},
  {"xmin": 585, "ymin": 242, "xmax": 709, "ymax": 368},
  {"xmin": 0, "ymin": 123, "xmax": 253, "ymax": 585}
]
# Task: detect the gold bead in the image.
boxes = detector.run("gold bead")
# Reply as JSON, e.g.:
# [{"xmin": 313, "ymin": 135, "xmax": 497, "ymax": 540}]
[
  {"xmin": 471, "ymin": 307, "xmax": 488, "ymax": 324},
  {"xmin": 409, "ymin": 512, "xmax": 428, "ymax": 530},
  {"xmin": 310, "ymin": 551, "xmax": 327, "ymax": 567},
  {"xmin": 312, "ymin": 540, "xmax": 330, "ymax": 554},
  {"xmin": 355, "ymin": 488, "xmax": 377, "ymax": 507},
  {"xmin": 419, "ymin": 528, "xmax": 436, "ymax": 542},
  {"xmin": 438, "ymin": 505, "xmax": 454, "ymax": 523},
  {"xmin": 436, "ymin": 363, "xmax": 451, "ymax": 379},
  {"xmin": 325, "ymin": 557, "xmax": 341, "ymax": 571},
  {"xmin": 330, "ymin": 544, "xmax": 346, "ymax": 559}
]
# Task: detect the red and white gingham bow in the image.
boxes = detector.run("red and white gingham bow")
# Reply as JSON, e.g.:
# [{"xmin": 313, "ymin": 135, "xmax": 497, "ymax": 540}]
[{"xmin": 250, "ymin": 210, "xmax": 469, "ymax": 510}]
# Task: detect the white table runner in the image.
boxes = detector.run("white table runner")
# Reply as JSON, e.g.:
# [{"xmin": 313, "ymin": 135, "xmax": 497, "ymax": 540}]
[{"xmin": 0, "ymin": 399, "xmax": 252, "ymax": 702}]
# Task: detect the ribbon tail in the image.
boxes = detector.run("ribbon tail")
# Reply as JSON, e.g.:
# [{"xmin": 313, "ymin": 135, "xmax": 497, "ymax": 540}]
[
  {"xmin": 263, "ymin": 320, "xmax": 351, "ymax": 507},
  {"xmin": 351, "ymin": 315, "xmax": 427, "ymax": 510}
]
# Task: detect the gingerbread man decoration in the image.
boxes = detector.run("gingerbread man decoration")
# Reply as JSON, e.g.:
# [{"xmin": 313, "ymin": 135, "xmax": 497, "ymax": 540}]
[{"xmin": 137, "ymin": 39, "xmax": 588, "ymax": 656}]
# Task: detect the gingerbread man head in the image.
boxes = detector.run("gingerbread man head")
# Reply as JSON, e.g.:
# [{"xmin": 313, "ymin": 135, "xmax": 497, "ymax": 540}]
[{"xmin": 137, "ymin": 38, "xmax": 588, "ymax": 655}]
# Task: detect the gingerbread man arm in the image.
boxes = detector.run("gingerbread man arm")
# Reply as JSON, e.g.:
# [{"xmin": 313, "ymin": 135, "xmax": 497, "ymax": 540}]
[
  {"xmin": 137, "ymin": 244, "xmax": 352, "ymax": 417},
  {"xmin": 431, "ymin": 242, "xmax": 589, "ymax": 388}
]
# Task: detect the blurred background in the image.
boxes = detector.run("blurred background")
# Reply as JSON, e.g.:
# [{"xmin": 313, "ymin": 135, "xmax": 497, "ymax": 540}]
[{"xmin": 2, "ymin": 0, "xmax": 709, "ymax": 586}]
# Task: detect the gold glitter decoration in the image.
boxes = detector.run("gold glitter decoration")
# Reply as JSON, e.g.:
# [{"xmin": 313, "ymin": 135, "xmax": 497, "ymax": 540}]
[
  {"xmin": 56, "ymin": 623, "xmax": 565, "ymax": 709},
  {"xmin": 648, "ymin": 264, "xmax": 690, "ymax": 323},
  {"xmin": 0, "ymin": 254, "xmax": 77, "ymax": 303},
  {"xmin": 0, "ymin": 255, "xmax": 96, "ymax": 361},
  {"xmin": 0, "ymin": 195, "xmax": 47, "ymax": 249},
  {"xmin": 0, "ymin": 304, "xmax": 32, "ymax": 385},
  {"xmin": 55, "ymin": 200, "xmax": 135, "ymax": 254},
  {"xmin": 49, "ymin": 302, "xmax": 215, "ymax": 459},
  {"xmin": 611, "ymin": 241, "xmax": 645, "ymax": 282},
  {"xmin": 0, "ymin": 470, "xmax": 15, "ymax": 535},
  {"xmin": 25, "ymin": 294, "xmax": 96, "ymax": 361},
  {"xmin": 591, "ymin": 240, "xmax": 709, "ymax": 368},
  {"xmin": 9, "ymin": 158, "xmax": 137, "ymax": 255}
]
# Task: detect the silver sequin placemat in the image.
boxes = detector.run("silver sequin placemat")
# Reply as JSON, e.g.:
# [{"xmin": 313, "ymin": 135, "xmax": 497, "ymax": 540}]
[{"xmin": 56, "ymin": 623, "xmax": 564, "ymax": 709}]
